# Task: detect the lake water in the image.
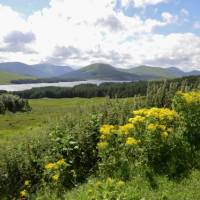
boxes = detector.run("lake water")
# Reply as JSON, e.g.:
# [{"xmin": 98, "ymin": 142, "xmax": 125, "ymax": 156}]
[{"xmin": 0, "ymin": 80, "xmax": 130, "ymax": 92}]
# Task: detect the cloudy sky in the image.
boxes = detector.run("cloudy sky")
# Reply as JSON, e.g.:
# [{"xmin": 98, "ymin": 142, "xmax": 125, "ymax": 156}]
[{"xmin": 0, "ymin": 0, "xmax": 199, "ymax": 70}]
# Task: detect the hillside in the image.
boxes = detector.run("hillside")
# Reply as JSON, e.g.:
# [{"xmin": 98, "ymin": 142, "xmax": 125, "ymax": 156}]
[
  {"xmin": 0, "ymin": 62, "xmax": 73, "ymax": 78},
  {"xmin": 126, "ymin": 65, "xmax": 176, "ymax": 79},
  {"xmin": 166, "ymin": 67, "xmax": 200, "ymax": 77},
  {"xmin": 61, "ymin": 63, "xmax": 140, "ymax": 80},
  {"xmin": 0, "ymin": 71, "xmax": 34, "ymax": 84}
]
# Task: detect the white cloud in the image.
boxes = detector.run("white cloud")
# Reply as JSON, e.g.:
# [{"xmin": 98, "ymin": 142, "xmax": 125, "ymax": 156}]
[
  {"xmin": 121, "ymin": 0, "xmax": 168, "ymax": 8},
  {"xmin": 161, "ymin": 12, "xmax": 177, "ymax": 24},
  {"xmin": 0, "ymin": 0, "xmax": 199, "ymax": 71}
]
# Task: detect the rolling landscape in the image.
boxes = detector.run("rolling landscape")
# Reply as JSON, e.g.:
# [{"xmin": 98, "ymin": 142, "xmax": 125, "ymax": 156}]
[
  {"xmin": 0, "ymin": 62, "xmax": 200, "ymax": 85},
  {"xmin": 0, "ymin": 0, "xmax": 200, "ymax": 200}
]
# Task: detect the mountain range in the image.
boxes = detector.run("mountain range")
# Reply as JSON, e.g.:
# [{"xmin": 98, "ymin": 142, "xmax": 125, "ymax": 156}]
[
  {"xmin": 0, "ymin": 62, "xmax": 73, "ymax": 78},
  {"xmin": 0, "ymin": 62, "xmax": 200, "ymax": 83}
]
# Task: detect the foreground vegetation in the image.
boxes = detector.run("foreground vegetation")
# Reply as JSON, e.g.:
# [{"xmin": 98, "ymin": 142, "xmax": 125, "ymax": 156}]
[{"xmin": 0, "ymin": 77, "xmax": 199, "ymax": 199}]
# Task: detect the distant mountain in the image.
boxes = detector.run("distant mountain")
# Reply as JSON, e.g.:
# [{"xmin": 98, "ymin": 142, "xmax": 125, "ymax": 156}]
[
  {"xmin": 166, "ymin": 67, "xmax": 200, "ymax": 77},
  {"xmin": 61, "ymin": 63, "xmax": 140, "ymax": 81},
  {"xmin": 0, "ymin": 62, "xmax": 73, "ymax": 78},
  {"xmin": 165, "ymin": 67, "xmax": 186, "ymax": 77},
  {"xmin": 125, "ymin": 65, "xmax": 176, "ymax": 79},
  {"xmin": 0, "ymin": 62, "xmax": 199, "ymax": 83},
  {"xmin": 185, "ymin": 70, "xmax": 200, "ymax": 76},
  {"xmin": 0, "ymin": 71, "xmax": 34, "ymax": 84}
]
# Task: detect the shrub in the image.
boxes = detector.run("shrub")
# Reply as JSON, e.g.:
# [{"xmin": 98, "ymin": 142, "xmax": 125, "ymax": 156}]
[
  {"xmin": 172, "ymin": 91, "xmax": 200, "ymax": 149},
  {"xmin": 98, "ymin": 107, "xmax": 191, "ymax": 179},
  {"xmin": 0, "ymin": 94, "xmax": 31, "ymax": 114},
  {"xmin": 0, "ymin": 133, "xmax": 53, "ymax": 199}
]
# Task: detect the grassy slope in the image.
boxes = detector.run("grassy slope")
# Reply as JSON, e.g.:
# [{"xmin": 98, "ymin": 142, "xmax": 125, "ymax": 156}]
[
  {"xmin": 63, "ymin": 63, "xmax": 139, "ymax": 80},
  {"xmin": 0, "ymin": 71, "xmax": 34, "ymax": 84},
  {"xmin": 127, "ymin": 66, "xmax": 176, "ymax": 79}
]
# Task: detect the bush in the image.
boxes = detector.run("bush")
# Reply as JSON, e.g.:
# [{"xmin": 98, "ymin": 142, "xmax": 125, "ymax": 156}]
[
  {"xmin": 172, "ymin": 91, "xmax": 200, "ymax": 149},
  {"xmin": 0, "ymin": 94, "xmax": 31, "ymax": 114},
  {"xmin": 0, "ymin": 134, "xmax": 53, "ymax": 199},
  {"xmin": 98, "ymin": 107, "xmax": 191, "ymax": 179}
]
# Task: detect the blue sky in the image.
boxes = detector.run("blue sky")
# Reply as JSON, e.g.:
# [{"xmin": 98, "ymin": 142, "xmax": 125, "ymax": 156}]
[
  {"xmin": 0, "ymin": 0, "xmax": 50, "ymax": 15},
  {"xmin": 0, "ymin": 0, "xmax": 199, "ymax": 70}
]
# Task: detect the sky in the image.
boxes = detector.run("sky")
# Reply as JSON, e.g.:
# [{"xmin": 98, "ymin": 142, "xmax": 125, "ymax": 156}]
[{"xmin": 0, "ymin": 0, "xmax": 200, "ymax": 71}]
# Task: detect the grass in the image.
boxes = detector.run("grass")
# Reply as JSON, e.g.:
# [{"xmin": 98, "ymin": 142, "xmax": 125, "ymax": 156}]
[
  {"xmin": 0, "ymin": 97, "xmax": 106, "ymax": 145},
  {"xmin": 0, "ymin": 71, "xmax": 34, "ymax": 84},
  {"xmin": 35, "ymin": 169, "xmax": 200, "ymax": 200}
]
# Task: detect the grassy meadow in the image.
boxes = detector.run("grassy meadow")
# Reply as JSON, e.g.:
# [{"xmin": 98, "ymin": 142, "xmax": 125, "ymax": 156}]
[
  {"xmin": 0, "ymin": 89, "xmax": 200, "ymax": 200},
  {"xmin": 0, "ymin": 97, "xmax": 107, "ymax": 145}
]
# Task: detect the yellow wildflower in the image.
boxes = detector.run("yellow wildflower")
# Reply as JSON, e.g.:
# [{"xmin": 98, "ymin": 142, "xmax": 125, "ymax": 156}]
[
  {"xmin": 147, "ymin": 123, "xmax": 157, "ymax": 132},
  {"xmin": 52, "ymin": 174, "xmax": 60, "ymax": 181},
  {"xmin": 119, "ymin": 123, "xmax": 134, "ymax": 134},
  {"xmin": 100, "ymin": 125, "xmax": 114, "ymax": 135},
  {"xmin": 56, "ymin": 159, "xmax": 66, "ymax": 166},
  {"xmin": 45, "ymin": 162, "xmax": 57, "ymax": 170},
  {"xmin": 20, "ymin": 190, "xmax": 27, "ymax": 197},
  {"xmin": 133, "ymin": 108, "xmax": 149, "ymax": 116},
  {"xmin": 181, "ymin": 91, "xmax": 200, "ymax": 104},
  {"xmin": 128, "ymin": 116, "xmax": 145, "ymax": 125},
  {"xmin": 126, "ymin": 137, "xmax": 138, "ymax": 145},
  {"xmin": 97, "ymin": 141, "xmax": 108, "ymax": 149}
]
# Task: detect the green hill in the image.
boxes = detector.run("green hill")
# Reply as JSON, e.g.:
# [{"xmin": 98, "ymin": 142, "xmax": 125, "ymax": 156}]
[
  {"xmin": 62, "ymin": 63, "xmax": 140, "ymax": 80},
  {"xmin": 126, "ymin": 65, "xmax": 176, "ymax": 79},
  {"xmin": 0, "ymin": 71, "xmax": 34, "ymax": 84}
]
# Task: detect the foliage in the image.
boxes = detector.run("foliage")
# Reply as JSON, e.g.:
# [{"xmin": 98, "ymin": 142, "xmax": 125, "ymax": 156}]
[
  {"xmin": 15, "ymin": 81, "xmax": 148, "ymax": 99},
  {"xmin": 0, "ymin": 94, "xmax": 31, "ymax": 114},
  {"xmin": 172, "ymin": 91, "xmax": 200, "ymax": 149},
  {"xmin": 146, "ymin": 76, "xmax": 200, "ymax": 107},
  {"xmin": 98, "ymin": 107, "xmax": 191, "ymax": 179}
]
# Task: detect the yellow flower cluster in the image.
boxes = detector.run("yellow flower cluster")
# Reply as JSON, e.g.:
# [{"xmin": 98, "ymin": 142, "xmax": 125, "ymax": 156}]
[
  {"xmin": 119, "ymin": 123, "xmax": 135, "ymax": 135},
  {"xmin": 126, "ymin": 137, "xmax": 138, "ymax": 145},
  {"xmin": 100, "ymin": 125, "xmax": 115, "ymax": 135},
  {"xmin": 129, "ymin": 107, "xmax": 179, "ymax": 139},
  {"xmin": 45, "ymin": 159, "xmax": 67, "ymax": 170},
  {"xmin": 132, "ymin": 107, "xmax": 179, "ymax": 122},
  {"xmin": 128, "ymin": 115, "xmax": 146, "ymax": 124},
  {"xmin": 178, "ymin": 91, "xmax": 200, "ymax": 104},
  {"xmin": 52, "ymin": 174, "xmax": 60, "ymax": 182}
]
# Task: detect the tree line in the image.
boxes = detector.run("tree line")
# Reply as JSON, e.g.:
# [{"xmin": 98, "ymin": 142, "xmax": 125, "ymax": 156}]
[
  {"xmin": 13, "ymin": 76, "xmax": 200, "ymax": 104},
  {"xmin": 13, "ymin": 81, "xmax": 148, "ymax": 99}
]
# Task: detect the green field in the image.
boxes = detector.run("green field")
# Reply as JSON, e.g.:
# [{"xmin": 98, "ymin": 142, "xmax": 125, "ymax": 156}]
[
  {"xmin": 0, "ymin": 71, "xmax": 34, "ymax": 84},
  {"xmin": 0, "ymin": 97, "xmax": 107, "ymax": 145}
]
